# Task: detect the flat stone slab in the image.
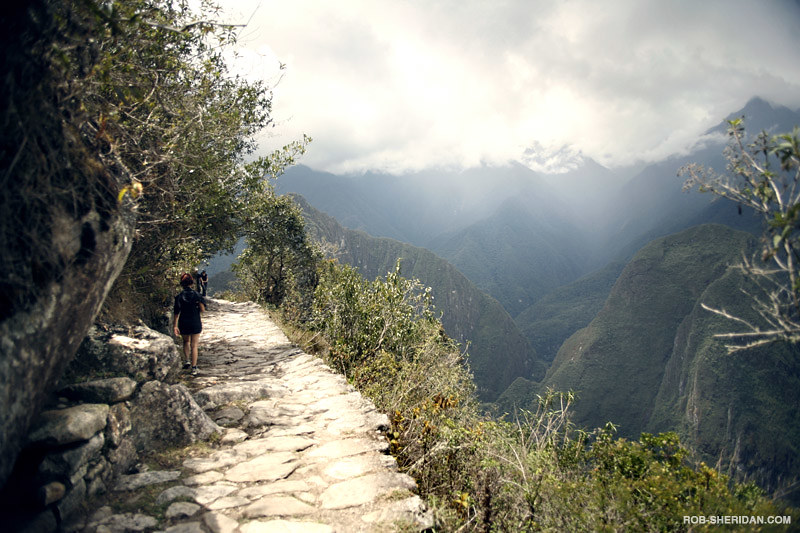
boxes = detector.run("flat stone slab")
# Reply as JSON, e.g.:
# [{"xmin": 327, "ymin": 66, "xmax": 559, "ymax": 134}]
[
  {"xmin": 243, "ymin": 496, "xmax": 316, "ymax": 518},
  {"xmin": 234, "ymin": 436, "xmax": 316, "ymax": 455},
  {"xmin": 305, "ymin": 437, "xmax": 388, "ymax": 460},
  {"xmin": 239, "ymin": 520, "xmax": 333, "ymax": 533},
  {"xmin": 114, "ymin": 470, "xmax": 181, "ymax": 491},
  {"xmin": 193, "ymin": 483, "xmax": 239, "ymax": 506},
  {"xmin": 224, "ymin": 453, "xmax": 299, "ymax": 483},
  {"xmin": 194, "ymin": 381, "xmax": 285, "ymax": 410},
  {"xmin": 203, "ymin": 512, "xmax": 240, "ymax": 533},
  {"xmin": 322, "ymin": 453, "xmax": 394, "ymax": 480},
  {"xmin": 59, "ymin": 377, "xmax": 138, "ymax": 403},
  {"xmin": 183, "ymin": 470, "xmax": 224, "ymax": 486},
  {"xmin": 166, "ymin": 502, "xmax": 201, "ymax": 519},
  {"xmin": 183, "ymin": 450, "xmax": 240, "ymax": 473},
  {"xmin": 27, "ymin": 404, "xmax": 110, "ymax": 446},
  {"xmin": 320, "ymin": 472, "xmax": 417, "ymax": 509}
]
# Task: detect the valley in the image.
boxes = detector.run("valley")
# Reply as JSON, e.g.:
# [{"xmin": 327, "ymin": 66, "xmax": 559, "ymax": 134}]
[{"xmin": 259, "ymin": 97, "xmax": 800, "ymax": 502}]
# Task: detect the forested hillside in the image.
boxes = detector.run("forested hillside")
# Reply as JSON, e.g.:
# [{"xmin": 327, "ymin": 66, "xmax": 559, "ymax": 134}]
[
  {"xmin": 542, "ymin": 224, "xmax": 755, "ymax": 435},
  {"xmin": 503, "ymin": 224, "xmax": 800, "ymax": 499}
]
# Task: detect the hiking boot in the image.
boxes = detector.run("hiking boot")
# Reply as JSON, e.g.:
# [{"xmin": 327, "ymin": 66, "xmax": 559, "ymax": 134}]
[
  {"xmin": 191, "ymin": 366, "xmax": 198, "ymax": 376},
  {"xmin": 183, "ymin": 361, "xmax": 191, "ymax": 370}
]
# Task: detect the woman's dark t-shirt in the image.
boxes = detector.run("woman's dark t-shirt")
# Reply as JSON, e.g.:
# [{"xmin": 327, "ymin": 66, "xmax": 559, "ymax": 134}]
[{"xmin": 174, "ymin": 288, "xmax": 205, "ymax": 335}]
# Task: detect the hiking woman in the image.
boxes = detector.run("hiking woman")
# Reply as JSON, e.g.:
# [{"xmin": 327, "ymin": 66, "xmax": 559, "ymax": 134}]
[{"xmin": 173, "ymin": 272, "xmax": 206, "ymax": 375}]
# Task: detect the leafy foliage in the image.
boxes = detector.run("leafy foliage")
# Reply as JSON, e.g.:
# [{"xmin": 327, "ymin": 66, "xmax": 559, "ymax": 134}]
[
  {"xmin": 681, "ymin": 120, "xmax": 800, "ymax": 350},
  {"xmin": 63, "ymin": 0, "xmax": 310, "ymax": 324},
  {"xmin": 0, "ymin": 0, "xmax": 138, "ymax": 319},
  {"xmin": 310, "ymin": 259, "xmax": 441, "ymax": 379},
  {"xmin": 233, "ymin": 193, "xmax": 320, "ymax": 319}
]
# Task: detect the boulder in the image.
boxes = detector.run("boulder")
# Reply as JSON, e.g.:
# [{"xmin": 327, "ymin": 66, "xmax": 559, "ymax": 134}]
[
  {"xmin": 58, "ymin": 377, "xmax": 137, "ymax": 404},
  {"xmin": 128, "ymin": 381, "xmax": 220, "ymax": 452},
  {"xmin": 38, "ymin": 433, "xmax": 105, "ymax": 479},
  {"xmin": 70, "ymin": 326, "xmax": 181, "ymax": 384},
  {"xmin": 26, "ymin": 404, "xmax": 109, "ymax": 448}
]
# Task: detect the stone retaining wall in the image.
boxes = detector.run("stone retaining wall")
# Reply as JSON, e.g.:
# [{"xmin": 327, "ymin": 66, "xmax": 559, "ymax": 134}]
[{"xmin": 0, "ymin": 325, "xmax": 218, "ymax": 532}]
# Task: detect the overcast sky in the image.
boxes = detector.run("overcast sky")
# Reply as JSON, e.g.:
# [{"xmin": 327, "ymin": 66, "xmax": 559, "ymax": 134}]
[{"xmin": 213, "ymin": 0, "xmax": 800, "ymax": 174}]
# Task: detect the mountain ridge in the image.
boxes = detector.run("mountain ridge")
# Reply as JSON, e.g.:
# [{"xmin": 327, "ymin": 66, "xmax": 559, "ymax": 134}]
[{"xmin": 291, "ymin": 194, "xmax": 546, "ymax": 400}]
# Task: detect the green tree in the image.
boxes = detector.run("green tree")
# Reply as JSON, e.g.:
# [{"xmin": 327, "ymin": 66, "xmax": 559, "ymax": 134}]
[
  {"xmin": 64, "ymin": 0, "xmax": 305, "ymax": 323},
  {"xmin": 233, "ymin": 192, "xmax": 320, "ymax": 314},
  {"xmin": 681, "ymin": 120, "xmax": 800, "ymax": 350}
]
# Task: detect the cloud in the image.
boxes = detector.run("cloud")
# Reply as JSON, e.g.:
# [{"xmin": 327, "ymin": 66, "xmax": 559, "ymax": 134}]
[{"xmin": 216, "ymin": 0, "xmax": 800, "ymax": 174}]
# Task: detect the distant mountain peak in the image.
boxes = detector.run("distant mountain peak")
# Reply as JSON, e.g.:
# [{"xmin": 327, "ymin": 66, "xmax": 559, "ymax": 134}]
[
  {"xmin": 708, "ymin": 96, "xmax": 800, "ymax": 136},
  {"xmin": 520, "ymin": 142, "xmax": 586, "ymax": 174}
]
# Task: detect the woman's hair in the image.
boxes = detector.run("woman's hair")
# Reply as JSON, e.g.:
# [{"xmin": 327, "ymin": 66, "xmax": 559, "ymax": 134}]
[{"xmin": 180, "ymin": 272, "xmax": 194, "ymax": 287}]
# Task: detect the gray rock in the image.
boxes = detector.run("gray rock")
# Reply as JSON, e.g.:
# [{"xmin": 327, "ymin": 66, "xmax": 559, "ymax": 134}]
[
  {"xmin": 128, "ymin": 381, "xmax": 220, "ymax": 452},
  {"xmin": 360, "ymin": 496, "xmax": 435, "ymax": 530},
  {"xmin": 238, "ymin": 521, "xmax": 333, "ymax": 533},
  {"xmin": 237, "ymin": 479, "xmax": 311, "ymax": 500},
  {"xmin": 183, "ymin": 470, "xmax": 223, "ymax": 486},
  {"xmin": 86, "ymin": 474, "xmax": 107, "ymax": 498},
  {"xmin": 207, "ymin": 495, "xmax": 250, "ymax": 510},
  {"xmin": 183, "ymin": 450, "xmax": 240, "ymax": 474},
  {"xmin": 58, "ymin": 377, "xmax": 137, "ymax": 404},
  {"xmin": 233, "ymin": 436, "xmax": 315, "ymax": 455},
  {"xmin": 73, "ymin": 325, "xmax": 181, "ymax": 384},
  {"xmin": 114, "ymin": 470, "xmax": 181, "ymax": 491},
  {"xmin": 224, "ymin": 453, "xmax": 298, "ymax": 483},
  {"xmin": 319, "ymin": 472, "xmax": 417, "ymax": 510},
  {"xmin": 27, "ymin": 404, "xmax": 109, "ymax": 447},
  {"xmin": 106, "ymin": 438, "xmax": 138, "ymax": 478},
  {"xmin": 213, "ymin": 406, "xmax": 245, "ymax": 425},
  {"xmin": 219, "ymin": 429, "xmax": 248, "ymax": 445},
  {"xmin": 156, "ymin": 485, "xmax": 197, "ymax": 505},
  {"xmin": 165, "ymin": 501, "xmax": 201, "ymax": 519},
  {"xmin": 89, "ymin": 512, "xmax": 158, "ymax": 532},
  {"xmin": 243, "ymin": 496, "xmax": 316, "ymax": 518},
  {"xmin": 304, "ymin": 437, "xmax": 388, "ymax": 460},
  {"xmin": 38, "ymin": 480, "xmax": 66, "ymax": 506},
  {"xmin": 192, "ymin": 483, "xmax": 239, "ymax": 506},
  {"xmin": 194, "ymin": 381, "xmax": 284, "ymax": 410},
  {"xmin": 164, "ymin": 522, "xmax": 205, "ymax": 533},
  {"xmin": 105, "ymin": 403, "xmax": 131, "ymax": 448},
  {"xmin": 203, "ymin": 512, "xmax": 239, "ymax": 533},
  {"xmin": 39, "ymin": 432, "xmax": 104, "ymax": 478},
  {"xmin": 57, "ymin": 477, "xmax": 86, "ymax": 522},
  {"xmin": 0, "ymin": 102, "xmax": 135, "ymax": 486}
]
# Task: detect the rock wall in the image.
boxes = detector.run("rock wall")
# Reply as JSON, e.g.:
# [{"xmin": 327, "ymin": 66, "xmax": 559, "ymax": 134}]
[
  {"xmin": 0, "ymin": 324, "xmax": 220, "ymax": 531},
  {"xmin": 0, "ymin": 1, "xmax": 137, "ymax": 488}
]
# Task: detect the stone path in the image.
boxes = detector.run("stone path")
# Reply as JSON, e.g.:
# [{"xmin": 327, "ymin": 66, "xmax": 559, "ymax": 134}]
[{"xmin": 90, "ymin": 299, "xmax": 432, "ymax": 533}]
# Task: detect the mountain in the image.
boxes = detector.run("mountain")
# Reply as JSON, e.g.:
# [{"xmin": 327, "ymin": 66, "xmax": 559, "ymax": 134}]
[
  {"xmin": 599, "ymin": 97, "xmax": 800, "ymax": 266},
  {"xmin": 541, "ymin": 224, "xmax": 753, "ymax": 437},
  {"xmin": 648, "ymin": 266, "xmax": 800, "ymax": 497},
  {"xmin": 497, "ymin": 223, "xmax": 800, "ymax": 498},
  {"xmin": 278, "ymin": 162, "xmax": 598, "ymax": 317},
  {"xmin": 427, "ymin": 193, "xmax": 591, "ymax": 318},
  {"xmin": 514, "ymin": 260, "xmax": 626, "ymax": 362},
  {"xmin": 276, "ymin": 163, "xmax": 547, "ymax": 247},
  {"xmin": 292, "ymin": 195, "xmax": 546, "ymax": 401}
]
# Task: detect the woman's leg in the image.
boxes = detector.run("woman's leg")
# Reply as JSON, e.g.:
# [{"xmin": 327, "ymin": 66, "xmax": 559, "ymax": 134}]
[
  {"xmin": 181, "ymin": 334, "xmax": 192, "ymax": 363},
  {"xmin": 189, "ymin": 333, "xmax": 201, "ymax": 366}
]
